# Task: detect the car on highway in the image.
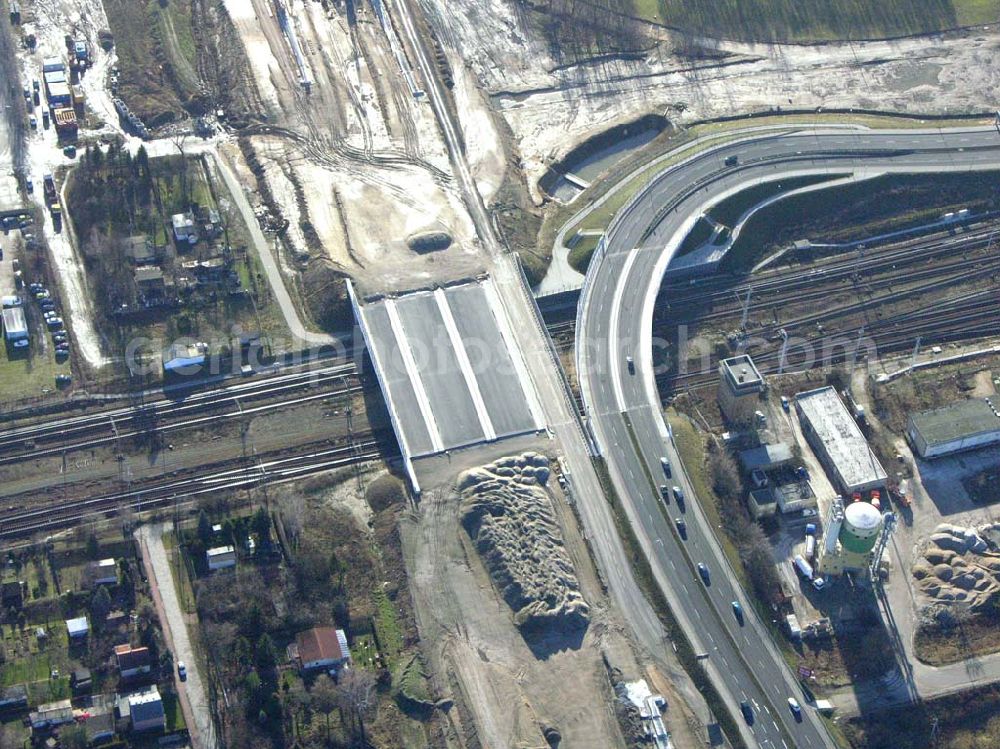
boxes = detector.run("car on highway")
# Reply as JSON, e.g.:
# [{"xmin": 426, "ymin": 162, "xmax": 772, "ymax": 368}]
[
  {"xmin": 740, "ymin": 700, "xmax": 754, "ymax": 725},
  {"xmin": 659, "ymin": 484, "xmax": 669, "ymax": 503},
  {"xmin": 660, "ymin": 457, "xmax": 671, "ymax": 477},
  {"xmin": 626, "ymin": 356, "xmax": 634, "ymax": 374},
  {"xmin": 675, "ymin": 518, "xmax": 687, "ymax": 539},
  {"xmin": 697, "ymin": 563, "xmax": 710, "ymax": 585},
  {"xmin": 725, "ymin": 154, "xmax": 739, "ymax": 166},
  {"xmin": 788, "ymin": 697, "xmax": 802, "ymax": 721},
  {"xmin": 732, "ymin": 601, "xmax": 744, "ymax": 625},
  {"xmin": 177, "ymin": 661, "xmax": 187, "ymax": 681}
]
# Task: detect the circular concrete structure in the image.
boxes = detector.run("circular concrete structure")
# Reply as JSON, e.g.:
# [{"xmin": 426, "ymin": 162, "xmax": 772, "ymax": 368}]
[{"xmin": 840, "ymin": 501, "xmax": 882, "ymax": 554}]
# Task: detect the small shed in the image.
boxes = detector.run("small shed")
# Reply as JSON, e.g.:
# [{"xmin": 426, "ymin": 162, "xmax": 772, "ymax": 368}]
[
  {"xmin": 66, "ymin": 615, "xmax": 90, "ymax": 639},
  {"xmin": 0, "ymin": 684, "xmax": 28, "ymax": 711},
  {"xmin": 83, "ymin": 558, "xmax": 118, "ymax": 588},
  {"xmin": 206, "ymin": 545, "xmax": 236, "ymax": 570},
  {"xmin": 71, "ymin": 668, "xmax": 92, "ymax": 693},
  {"xmin": 1, "ymin": 580, "xmax": 25, "ymax": 609},
  {"xmin": 2, "ymin": 306, "xmax": 28, "ymax": 341},
  {"xmin": 171, "ymin": 212, "xmax": 197, "ymax": 245}
]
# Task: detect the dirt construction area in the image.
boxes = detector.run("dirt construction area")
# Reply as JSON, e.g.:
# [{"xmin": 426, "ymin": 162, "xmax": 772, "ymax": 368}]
[
  {"xmin": 401, "ymin": 441, "xmax": 705, "ymax": 748},
  {"xmin": 220, "ymin": 0, "xmax": 499, "ymax": 295},
  {"xmin": 416, "ymin": 0, "xmax": 1000, "ymax": 199}
]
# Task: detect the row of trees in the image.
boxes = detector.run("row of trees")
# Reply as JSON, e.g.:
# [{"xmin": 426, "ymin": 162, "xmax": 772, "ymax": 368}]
[{"xmin": 706, "ymin": 441, "xmax": 784, "ymax": 605}]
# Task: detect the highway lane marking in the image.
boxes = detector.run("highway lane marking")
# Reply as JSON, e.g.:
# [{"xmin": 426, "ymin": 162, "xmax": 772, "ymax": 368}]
[{"xmin": 607, "ymin": 247, "xmax": 640, "ymax": 413}]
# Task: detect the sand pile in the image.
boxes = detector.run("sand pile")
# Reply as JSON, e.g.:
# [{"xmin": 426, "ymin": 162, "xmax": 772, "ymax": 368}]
[
  {"xmin": 459, "ymin": 453, "xmax": 590, "ymax": 633},
  {"xmin": 912, "ymin": 523, "xmax": 1000, "ymax": 611}
]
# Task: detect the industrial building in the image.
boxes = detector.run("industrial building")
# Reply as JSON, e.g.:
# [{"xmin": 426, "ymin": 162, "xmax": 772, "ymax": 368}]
[
  {"xmin": 818, "ymin": 496, "xmax": 885, "ymax": 575},
  {"xmin": 795, "ymin": 387, "xmax": 886, "ymax": 496},
  {"xmin": 718, "ymin": 354, "xmax": 765, "ymax": 425},
  {"xmin": 907, "ymin": 396, "xmax": 1000, "ymax": 458}
]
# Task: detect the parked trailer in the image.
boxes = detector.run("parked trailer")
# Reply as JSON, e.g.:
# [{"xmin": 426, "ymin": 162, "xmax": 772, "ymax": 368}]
[
  {"xmin": 805, "ymin": 535, "xmax": 816, "ymax": 560},
  {"xmin": 793, "ymin": 554, "xmax": 814, "ymax": 579}
]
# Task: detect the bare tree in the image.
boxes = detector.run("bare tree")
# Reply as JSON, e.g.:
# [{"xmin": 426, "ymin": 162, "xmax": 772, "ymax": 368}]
[
  {"xmin": 311, "ymin": 673, "xmax": 338, "ymax": 741},
  {"xmin": 337, "ymin": 668, "xmax": 376, "ymax": 744},
  {"xmin": 280, "ymin": 494, "xmax": 306, "ymax": 544}
]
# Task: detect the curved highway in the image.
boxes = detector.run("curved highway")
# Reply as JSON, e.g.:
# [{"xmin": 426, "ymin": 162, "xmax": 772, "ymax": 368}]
[{"xmin": 575, "ymin": 126, "xmax": 1000, "ymax": 748}]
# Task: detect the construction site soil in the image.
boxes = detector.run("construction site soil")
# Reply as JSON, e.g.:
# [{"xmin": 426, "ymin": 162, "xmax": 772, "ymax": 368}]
[{"xmin": 401, "ymin": 442, "xmax": 648, "ymax": 749}]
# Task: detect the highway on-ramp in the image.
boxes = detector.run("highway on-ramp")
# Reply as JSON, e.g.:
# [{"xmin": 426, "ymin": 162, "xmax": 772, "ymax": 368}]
[{"xmin": 576, "ymin": 126, "xmax": 1000, "ymax": 749}]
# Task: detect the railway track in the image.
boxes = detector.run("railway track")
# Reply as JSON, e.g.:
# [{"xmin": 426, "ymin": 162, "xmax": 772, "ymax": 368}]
[
  {"xmin": 545, "ymin": 221, "xmax": 1000, "ymax": 344},
  {"xmin": 545, "ymin": 221, "xmax": 1000, "ymax": 350},
  {"xmin": 0, "ymin": 363, "xmax": 360, "ymax": 465},
  {"xmin": 0, "ymin": 435, "xmax": 387, "ymax": 539},
  {"xmin": 667, "ymin": 290, "xmax": 1000, "ymax": 389}
]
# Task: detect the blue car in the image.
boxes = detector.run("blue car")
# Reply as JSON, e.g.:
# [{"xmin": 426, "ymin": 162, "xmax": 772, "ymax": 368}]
[{"xmin": 732, "ymin": 601, "xmax": 744, "ymax": 625}]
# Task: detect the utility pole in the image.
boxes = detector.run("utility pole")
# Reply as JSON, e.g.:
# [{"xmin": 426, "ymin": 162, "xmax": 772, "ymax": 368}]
[
  {"xmin": 848, "ymin": 326, "xmax": 865, "ymax": 375},
  {"xmin": 909, "ymin": 336, "xmax": 922, "ymax": 373},
  {"xmin": 738, "ymin": 285, "xmax": 752, "ymax": 333}
]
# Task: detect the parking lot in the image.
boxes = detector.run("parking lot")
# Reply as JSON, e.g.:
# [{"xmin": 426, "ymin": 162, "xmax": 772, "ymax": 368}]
[{"xmin": 0, "ymin": 230, "xmax": 72, "ymax": 401}]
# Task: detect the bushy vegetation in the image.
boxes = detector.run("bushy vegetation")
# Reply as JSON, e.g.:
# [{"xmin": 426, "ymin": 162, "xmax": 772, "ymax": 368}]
[
  {"xmin": 649, "ymin": 0, "xmax": 994, "ymax": 42},
  {"xmin": 844, "ymin": 682, "xmax": 1000, "ymax": 748},
  {"xmin": 722, "ymin": 171, "xmax": 1000, "ymax": 274},
  {"xmin": 523, "ymin": 0, "xmax": 649, "ymax": 64}
]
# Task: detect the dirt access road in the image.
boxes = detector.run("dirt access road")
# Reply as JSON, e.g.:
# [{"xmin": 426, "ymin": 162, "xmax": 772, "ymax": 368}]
[{"xmin": 139, "ymin": 522, "xmax": 219, "ymax": 749}]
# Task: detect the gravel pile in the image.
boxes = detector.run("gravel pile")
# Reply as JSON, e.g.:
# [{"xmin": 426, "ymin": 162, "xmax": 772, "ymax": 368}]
[
  {"xmin": 912, "ymin": 523, "xmax": 1000, "ymax": 611},
  {"xmin": 459, "ymin": 453, "xmax": 590, "ymax": 633}
]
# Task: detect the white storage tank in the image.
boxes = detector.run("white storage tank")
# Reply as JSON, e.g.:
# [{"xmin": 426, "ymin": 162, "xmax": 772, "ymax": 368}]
[{"xmin": 839, "ymin": 501, "xmax": 882, "ymax": 555}]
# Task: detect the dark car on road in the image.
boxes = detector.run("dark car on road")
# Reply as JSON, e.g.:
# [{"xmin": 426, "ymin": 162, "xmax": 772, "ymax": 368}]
[
  {"xmin": 740, "ymin": 700, "xmax": 754, "ymax": 725},
  {"xmin": 675, "ymin": 518, "xmax": 687, "ymax": 540},
  {"xmin": 788, "ymin": 697, "xmax": 802, "ymax": 721},
  {"xmin": 697, "ymin": 563, "xmax": 710, "ymax": 585},
  {"xmin": 732, "ymin": 601, "xmax": 744, "ymax": 625}
]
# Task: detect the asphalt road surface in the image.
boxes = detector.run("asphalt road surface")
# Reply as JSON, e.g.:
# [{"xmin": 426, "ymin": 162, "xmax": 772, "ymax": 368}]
[{"xmin": 577, "ymin": 126, "xmax": 1000, "ymax": 749}]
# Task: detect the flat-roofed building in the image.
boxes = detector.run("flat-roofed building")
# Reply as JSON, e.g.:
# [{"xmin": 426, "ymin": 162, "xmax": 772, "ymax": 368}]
[
  {"xmin": 2, "ymin": 307, "xmax": 28, "ymax": 342},
  {"xmin": 206, "ymin": 545, "xmax": 236, "ymax": 570},
  {"xmin": 718, "ymin": 354, "xmax": 765, "ymax": 425},
  {"xmin": 795, "ymin": 386, "xmax": 886, "ymax": 496},
  {"xmin": 907, "ymin": 396, "xmax": 1000, "ymax": 458}
]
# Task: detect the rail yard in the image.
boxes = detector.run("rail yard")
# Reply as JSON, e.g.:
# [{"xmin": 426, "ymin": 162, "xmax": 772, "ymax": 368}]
[
  {"xmin": 547, "ymin": 217, "xmax": 1000, "ymax": 395},
  {"xmin": 0, "ymin": 358, "xmax": 387, "ymax": 540}
]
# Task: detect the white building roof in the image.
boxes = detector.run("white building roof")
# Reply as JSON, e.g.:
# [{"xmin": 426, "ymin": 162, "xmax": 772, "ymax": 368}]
[
  {"xmin": 796, "ymin": 387, "xmax": 886, "ymax": 491},
  {"xmin": 65, "ymin": 616, "xmax": 89, "ymax": 636},
  {"xmin": 207, "ymin": 545, "xmax": 235, "ymax": 557}
]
